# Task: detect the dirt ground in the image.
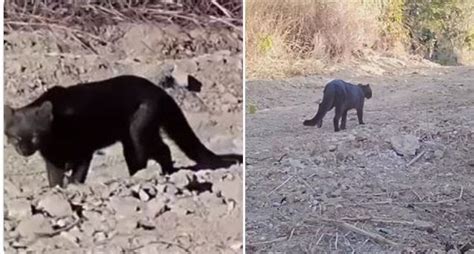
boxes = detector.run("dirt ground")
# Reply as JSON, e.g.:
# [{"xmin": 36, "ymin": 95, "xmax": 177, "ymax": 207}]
[
  {"xmin": 4, "ymin": 24, "xmax": 243, "ymax": 253},
  {"xmin": 245, "ymin": 63, "xmax": 473, "ymax": 253}
]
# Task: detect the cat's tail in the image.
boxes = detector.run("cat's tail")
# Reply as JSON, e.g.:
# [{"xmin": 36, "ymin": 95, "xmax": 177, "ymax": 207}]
[
  {"xmin": 160, "ymin": 96, "xmax": 242, "ymax": 169},
  {"xmin": 303, "ymin": 87, "xmax": 335, "ymax": 127}
]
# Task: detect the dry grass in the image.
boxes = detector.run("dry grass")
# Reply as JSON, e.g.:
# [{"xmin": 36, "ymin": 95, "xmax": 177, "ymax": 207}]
[
  {"xmin": 4, "ymin": 0, "xmax": 242, "ymax": 35},
  {"xmin": 246, "ymin": 0, "xmax": 383, "ymax": 80}
]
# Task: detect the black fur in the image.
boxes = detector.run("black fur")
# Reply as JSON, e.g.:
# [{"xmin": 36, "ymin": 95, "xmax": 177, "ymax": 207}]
[
  {"xmin": 4, "ymin": 75, "xmax": 242, "ymax": 187},
  {"xmin": 303, "ymin": 79, "xmax": 372, "ymax": 132}
]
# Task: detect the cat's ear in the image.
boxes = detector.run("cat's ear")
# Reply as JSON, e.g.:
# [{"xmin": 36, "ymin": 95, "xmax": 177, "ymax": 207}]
[
  {"xmin": 37, "ymin": 101, "xmax": 53, "ymax": 122},
  {"xmin": 366, "ymin": 83, "xmax": 371, "ymax": 87},
  {"xmin": 4, "ymin": 105, "xmax": 14, "ymax": 125},
  {"xmin": 187, "ymin": 75, "xmax": 202, "ymax": 92}
]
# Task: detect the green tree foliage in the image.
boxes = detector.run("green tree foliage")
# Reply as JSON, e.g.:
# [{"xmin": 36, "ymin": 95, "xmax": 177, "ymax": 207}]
[{"xmin": 403, "ymin": 0, "xmax": 473, "ymax": 64}]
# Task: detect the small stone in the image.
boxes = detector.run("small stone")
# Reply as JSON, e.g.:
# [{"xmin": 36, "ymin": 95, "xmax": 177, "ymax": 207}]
[
  {"xmin": 138, "ymin": 217, "xmax": 156, "ymax": 230},
  {"xmin": 288, "ymin": 158, "xmax": 304, "ymax": 169},
  {"xmin": 60, "ymin": 231, "xmax": 80, "ymax": 247},
  {"xmin": 133, "ymin": 168, "xmax": 158, "ymax": 180},
  {"xmin": 55, "ymin": 218, "xmax": 69, "ymax": 228},
  {"xmin": 169, "ymin": 198, "xmax": 197, "ymax": 216},
  {"xmin": 93, "ymin": 231, "xmax": 107, "ymax": 243},
  {"xmin": 223, "ymin": 173, "xmax": 234, "ymax": 181},
  {"xmin": 139, "ymin": 189, "xmax": 150, "ymax": 202},
  {"xmin": 164, "ymin": 184, "xmax": 179, "ymax": 195},
  {"xmin": 4, "ymin": 179, "xmax": 21, "ymax": 197},
  {"xmin": 81, "ymin": 222, "xmax": 96, "ymax": 237},
  {"xmin": 169, "ymin": 170, "xmax": 193, "ymax": 189},
  {"xmin": 390, "ymin": 134, "xmax": 420, "ymax": 156},
  {"xmin": 328, "ymin": 145, "xmax": 337, "ymax": 152},
  {"xmin": 83, "ymin": 210, "xmax": 104, "ymax": 225},
  {"xmin": 413, "ymin": 219, "xmax": 435, "ymax": 233},
  {"xmin": 109, "ymin": 196, "xmax": 141, "ymax": 218},
  {"xmin": 198, "ymin": 191, "xmax": 224, "ymax": 205},
  {"xmin": 312, "ymin": 156, "xmax": 326, "ymax": 165},
  {"xmin": 156, "ymin": 184, "xmax": 167, "ymax": 193},
  {"xmin": 142, "ymin": 183, "xmax": 157, "ymax": 198},
  {"xmin": 447, "ymin": 250, "xmax": 461, "ymax": 254},
  {"xmin": 467, "ymin": 160, "xmax": 474, "ymax": 167},
  {"xmin": 130, "ymin": 184, "xmax": 141, "ymax": 194},
  {"xmin": 145, "ymin": 197, "xmax": 168, "ymax": 218},
  {"xmin": 4, "ymin": 220, "xmax": 14, "ymax": 232},
  {"xmin": 336, "ymin": 152, "xmax": 346, "ymax": 162},
  {"xmin": 230, "ymin": 242, "xmax": 243, "ymax": 250},
  {"xmin": 115, "ymin": 218, "xmax": 138, "ymax": 235},
  {"xmin": 355, "ymin": 135, "xmax": 367, "ymax": 142},
  {"xmin": 16, "ymin": 214, "xmax": 54, "ymax": 237},
  {"xmin": 37, "ymin": 193, "xmax": 73, "ymax": 218},
  {"xmin": 227, "ymin": 199, "xmax": 236, "ymax": 214},
  {"xmin": 222, "ymin": 93, "xmax": 238, "ymax": 104},
  {"xmin": 377, "ymin": 227, "xmax": 392, "ymax": 235},
  {"xmin": 433, "ymin": 149, "xmax": 444, "ymax": 159},
  {"xmin": 107, "ymin": 235, "xmax": 131, "ymax": 250},
  {"xmin": 6, "ymin": 199, "xmax": 32, "ymax": 219}
]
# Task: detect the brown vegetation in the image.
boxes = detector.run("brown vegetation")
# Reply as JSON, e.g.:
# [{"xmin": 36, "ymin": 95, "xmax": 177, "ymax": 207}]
[
  {"xmin": 4, "ymin": 0, "xmax": 243, "ymax": 34},
  {"xmin": 246, "ymin": 0, "xmax": 474, "ymax": 80}
]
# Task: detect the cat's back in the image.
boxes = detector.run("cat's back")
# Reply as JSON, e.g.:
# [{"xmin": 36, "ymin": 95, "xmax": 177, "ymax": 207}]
[
  {"xmin": 35, "ymin": 75, "xmax": 166, "ymax": 115},
  {"xmin": 47, "ymin": 75, "xmax": 166, "ymax": 106},
  {"xmin": 66, "ymin": 75, "xmax": 164, "ymax": 99},
  {"xmin": 326, "ymin": 79, "xmax": 354, "ymax": 89}
]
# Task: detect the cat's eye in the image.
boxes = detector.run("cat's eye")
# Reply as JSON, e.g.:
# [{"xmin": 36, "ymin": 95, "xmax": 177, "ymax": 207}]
[
  {"xmin": 31, "ymin": 135, "xmax": 39, "ymax": 145},
  {"xmin": 8, "ymin": 136, "xmax": 21, "ymax": 145}
]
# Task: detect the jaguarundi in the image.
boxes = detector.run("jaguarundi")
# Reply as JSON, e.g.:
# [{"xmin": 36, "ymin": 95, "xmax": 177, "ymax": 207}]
[
  {"xmin": 4, "ymin": 74, "xmax": 242, "ymax": 187},
  {"xmin": 303, "ymin": 79, "xmax": 372, "ymax": 132}
]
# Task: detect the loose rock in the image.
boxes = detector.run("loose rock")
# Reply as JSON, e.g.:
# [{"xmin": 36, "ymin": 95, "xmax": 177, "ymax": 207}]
[
  {"xmin": 16, "ymin": 214, "xmax": 54, "ymax": 237},
  {"xmin": 6, "ymin": 199, "xmax": 32, "ymax": 219},
  {"xmin": 390, "ymin": 134, "xmax": 420, "ymax": 156},
  {"xmin": 145, "ymin": 197, "xmax": 169, "ymax": 218},
  {"xmin": 37, "ymin": 194, "xmax": 73, "ymax": 218},
  {"xmin": 169, "ymin": 170, "xmax": 193, "ymax": 189},
  {"xmin": 109, "ymin": 196, "xmax": 141, "ymax": 218}
]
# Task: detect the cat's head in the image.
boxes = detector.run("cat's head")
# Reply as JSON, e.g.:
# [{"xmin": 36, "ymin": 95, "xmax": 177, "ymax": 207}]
[
  {"xmin": 358, "ymin": 83, "xmax": 372, "ymax": 99},
  {"xmin": 4, "ymin": 101, "xmax": 53, "ymax": 156}
]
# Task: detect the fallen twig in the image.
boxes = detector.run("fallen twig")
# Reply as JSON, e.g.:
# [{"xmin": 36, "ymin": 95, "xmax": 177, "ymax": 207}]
[
  {"xmin": 5, "ymin": 21, "xmax": 108, "ymax": 45},
  {"xmin": 306, "ymin": 217, "xmax": 399, "ymax": 247},
  {"xmin": 35, "ymin": 215, "xmax": 81, "ymax": 238},
  {"xmin": 129, "ymin": 239, "xmax": 191, "ymax": 253},
  {"xmin": 5, "ymin": 1, "xmax": 243, "ymax": 32},
  {"xmin": 409, "ymin": 186, "xmax": 464, "ymax": 205},
  {"xmin": 339, "ymin": 216, "xmax": 435, "ymax": 229},
  {"xmin": 247, "ymin": 236, "xmax": 287, "ymax": 246},
  {"xmin": 267, "ymin": 175, "xmax": 294, "ymax": 197},
  {"xmin": 297, "ymin": 176, "xmax": 317, "ymax": 195},
  {"xmin": 211, "ymin": 0, "xmax": 232, "ymax": 18},
  {"xmin": 276, "ymin": 153, "xmax": 288, "ymax": 163},
  {"xmin": 407, "ymin": 150, "xmax": 426, "ymax": 166}
]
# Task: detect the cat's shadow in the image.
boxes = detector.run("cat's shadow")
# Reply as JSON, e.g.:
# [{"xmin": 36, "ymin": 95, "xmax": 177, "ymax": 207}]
[{"xmin": 177, "ymin": 153, "xmax": 243, "ymax": 171}]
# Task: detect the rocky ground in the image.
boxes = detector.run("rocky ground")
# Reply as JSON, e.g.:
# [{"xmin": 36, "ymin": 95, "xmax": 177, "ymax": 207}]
[
  {"xmin": 4, "ymin": 24, "xmax": 243, "ymax": 253},
  {"xmin": 246, "ymin": 64, "xmax": 473, "ymax": 253}
]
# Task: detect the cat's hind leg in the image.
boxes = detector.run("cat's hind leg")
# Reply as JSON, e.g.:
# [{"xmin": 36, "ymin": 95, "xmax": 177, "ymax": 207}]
[
  {"xmin": 124, "ymin": 103, "xmax": 155, "ymax": 175},
  {"xmin": 45, "ymin": 159, "xmax": 67, "ymax": 187},
  {"xmin": 68, "ymin": 154, "xmax": 93, "ymax": 184},
  {"xmin": 356, "ymin": 107, "xmax": 365, "ymax": 125},
  {"xmin": 340, "ymin": 109, "xmax": 349, "ymax": 130},
  {"xmin": 333, "ymin": 105, "xmax": 343, "ymax": 132}
]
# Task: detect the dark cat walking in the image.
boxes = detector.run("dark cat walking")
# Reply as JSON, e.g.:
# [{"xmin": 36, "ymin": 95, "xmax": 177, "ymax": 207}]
[
  {"xmin": 303, "ymin": 79, "xmax": 372, "ymax": 132},
  {"xmin": 4, "ymin": 74, "xmax": 242, "ymax": 187}
]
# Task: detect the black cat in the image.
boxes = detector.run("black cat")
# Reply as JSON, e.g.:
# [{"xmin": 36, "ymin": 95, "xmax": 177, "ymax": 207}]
[
  {"xmin": 4, "ymin": 75, "xmax": 242, "ymax": 187},
  {"xmin": 303, "ymin": 79, "xmax": 372, "ymax": 132}
]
